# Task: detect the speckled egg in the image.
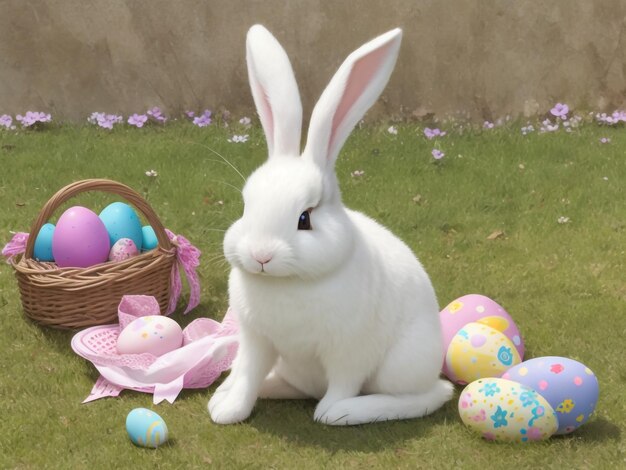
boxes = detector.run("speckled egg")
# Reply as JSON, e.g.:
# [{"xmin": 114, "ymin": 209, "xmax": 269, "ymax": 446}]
[
  {"xmin": 440, "ymin": 294, "xmax": 524, "ymax": 381},
  {"xmin": 33, "ymin": 223, "xmax": 55, "ymax": 262},
  {"xmin": 126, "ymin": 408, "xmax": 168, "ymax": 448},
  {"xmin": 116, "ymin": 315, "xmax": 183, "ymax": 356},
  {"xmin": 446, "ymin": 321, "xmax": 522, "ymax": 384},
  {"xmin": 108, "ymin": 237, "xmax": 139, "ymax": 262},
  {"xmin": 502, "ymin": 357, "xmax": 599, "ymax": 434},
  {"xmin": 99, "ymin": 202, "xmax": 143, "ymax": 250},
  {"xmin": 459, "ymin": 378, "xmax": 558, "ymax": 442}
]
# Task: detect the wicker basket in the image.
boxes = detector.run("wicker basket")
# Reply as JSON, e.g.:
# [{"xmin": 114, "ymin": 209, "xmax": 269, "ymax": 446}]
[{"xmin": 9, "ymin": 179, "xmax": 177, "ymax": 329}]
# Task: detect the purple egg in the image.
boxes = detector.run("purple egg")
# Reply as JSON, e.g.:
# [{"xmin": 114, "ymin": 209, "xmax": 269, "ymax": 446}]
[
  {"xmin": 52, "ymin": 206, "xmax": 111, "ymax": 268},
  {"xmin": 503, "ymin": 356, "xmax": 599, "ymax": 434}
]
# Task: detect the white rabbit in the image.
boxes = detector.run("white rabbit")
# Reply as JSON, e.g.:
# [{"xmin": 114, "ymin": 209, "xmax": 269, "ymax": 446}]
[{"xmin": 209, "ymin": 24, "xmax": 453, "ymax": 425}]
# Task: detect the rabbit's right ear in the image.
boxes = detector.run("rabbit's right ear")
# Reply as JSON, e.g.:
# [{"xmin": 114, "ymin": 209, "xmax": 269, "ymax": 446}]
[{"xmin": 246, "ymin": 25, "xmax": 303, "ymax": 158}]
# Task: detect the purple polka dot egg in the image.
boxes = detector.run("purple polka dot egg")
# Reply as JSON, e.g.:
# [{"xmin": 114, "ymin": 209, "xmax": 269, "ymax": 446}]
[
  {"xmin": 440, "ymin": 294, "xmax": 524, "ymax": 384},
  {"xmin": 502, "ymin": 357, "xmax": 599, "ymax": 434}
]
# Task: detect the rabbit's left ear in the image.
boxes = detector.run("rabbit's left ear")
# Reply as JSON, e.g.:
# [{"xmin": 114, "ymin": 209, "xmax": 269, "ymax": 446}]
[
  {"xmin": 247, "ymin": 25, "xmax": 303, "ymax": 158},
  {"xmin": 304, "ymin": 29, "xmax": 402, "ymax": 169}
]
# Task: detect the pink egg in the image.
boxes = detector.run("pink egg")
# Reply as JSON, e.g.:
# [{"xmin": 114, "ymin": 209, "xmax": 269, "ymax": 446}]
[
  {"xmin": 108, "ymin": 238, "xmax": 139, "ymax": 262},
  {"xmin": 52, "ymin": 206, "xmax": 111, "ymax": 268},
  {"xmin": 439, "ymin": 294, "xmax": 524, "ymax": 381}
]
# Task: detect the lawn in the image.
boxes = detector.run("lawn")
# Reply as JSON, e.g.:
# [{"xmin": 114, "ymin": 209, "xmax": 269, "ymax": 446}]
[{"xmin": 0, "ymin": 118, "xmax": 624, "ymax": 469}]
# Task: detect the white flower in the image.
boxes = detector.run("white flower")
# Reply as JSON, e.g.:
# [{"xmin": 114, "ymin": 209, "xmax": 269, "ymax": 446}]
[
  {"xmin": 557, "ymin": 216, "xmax": 570, "ymax": 224},
  {"xmin": 228, "ymin": 134, "xmax": 249, "ymax": 143},
  {"xmin": 145, "ymin": 170, "xmax": 158, "ymax": 177},
  {"xmin": 387, "ymin": 126, "xmax": 398, "ymax": 135},
  {"xmin": 239, "ymin": 117, "xmax": 251, "ymax": 126},
  {"xmin": 351, "ymin": 170, "xmax": 365, "ymax": 177}
]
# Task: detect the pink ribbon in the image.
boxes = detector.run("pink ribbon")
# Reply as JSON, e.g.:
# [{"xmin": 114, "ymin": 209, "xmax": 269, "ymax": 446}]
[
  {"xmin": 165, "ymin": 229, "xmax": 201, "ymax": 315},
  {"xmin": 2, "ymin": 230, "xmax": 201, "ymax": 315},
  {"xmin": 1, "ymin": 232, "xmax": 29, "ymax": 261}
]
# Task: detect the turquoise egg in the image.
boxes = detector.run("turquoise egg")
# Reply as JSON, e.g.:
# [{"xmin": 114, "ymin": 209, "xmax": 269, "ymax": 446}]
[
  {"xmin": 142, "ymin": 225, "xmax": 158, "ymax": 251},
  {"xmin": 99, "ymin": 202, "xmax": 143, "ymax": 250},
  {"xmin": 126, "ymin": 408, "xmax": 168, "ymax": 448},
  {"xmin": 33, "ymin": 223, "xmax": 55, "ymax": 261}
]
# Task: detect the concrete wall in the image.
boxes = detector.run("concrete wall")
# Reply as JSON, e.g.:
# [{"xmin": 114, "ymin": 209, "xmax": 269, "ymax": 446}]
[{"xmin": 2, "ymin": 0, "xmax": 626, "ymax": 122}]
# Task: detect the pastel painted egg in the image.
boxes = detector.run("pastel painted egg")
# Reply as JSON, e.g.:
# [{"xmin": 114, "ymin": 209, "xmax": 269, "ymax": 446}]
[
  {"xmin": 126, "ymin": 408, "xmax": 168, "ymax": 448},
  {"xmin": 108, "ymin": 238, "xmax": 139, "ymax": 262},
  {"xmin": 446, "ymin": 322, "xmax": 522, "ymax": 384},
  {"xmin": 33, "ymin": 223, "xmax": 55, "ymax": 262},
  {"xmin": 142, "ymin": 225, "xmax": 158, "ymax": 251},
  {"xmin": 99, "ymin": 202, "xmax": 143, "ymax": 250},
  {"xmin": 503, "ymin": 357, "xmax": 599, "ymax": 434},
  {"xmin": 440, "ymin": 294, "xmax": 524, "ymax": 379},
  {"xmin": 52, "ymin": 206, "xmax": 110, "ymax": 268},
  {"xmin": 116, "ymin": 315, "xmax": 183, "ymax": 356},
  {"xmin": 459, "ymin": 378, "xmax": 558, "ymax": 442}
]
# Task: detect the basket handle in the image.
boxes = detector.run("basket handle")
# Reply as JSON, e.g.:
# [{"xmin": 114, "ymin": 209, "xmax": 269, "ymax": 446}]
[{"xmin": 24, "ymin": 179, "xmax": 173, "ymax": 259}]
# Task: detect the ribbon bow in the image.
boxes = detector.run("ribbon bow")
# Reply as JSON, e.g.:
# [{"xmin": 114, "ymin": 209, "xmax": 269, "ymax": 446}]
[{"xmin": 165, "ymin": 229, "xmax": 201, "ymax": 315}]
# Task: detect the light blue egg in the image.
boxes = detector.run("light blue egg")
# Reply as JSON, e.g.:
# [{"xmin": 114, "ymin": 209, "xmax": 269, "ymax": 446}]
[
  {"xmin": 33, "ymin": 223, "xmax": 55, "ymax": 261},
  {"xmin": 142, "ymin": 225, "xmax": 158, "ymax": 251},
  {"xmin": 99, "ymin": 202, "xmax": 143, "ymax": 250},
  {"xmin": 126, "ymin": 408, "xmax": 168, "ymax": 448}
]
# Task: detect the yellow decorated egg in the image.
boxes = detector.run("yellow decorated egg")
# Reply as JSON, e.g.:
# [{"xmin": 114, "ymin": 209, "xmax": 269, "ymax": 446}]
[
  {"xmin": 446, "ymin": 322, "xmax": 521, "ymax": 384},
  {"xmin": 459, "ymin": 378, "xmax": 558, "ymax": 442}
]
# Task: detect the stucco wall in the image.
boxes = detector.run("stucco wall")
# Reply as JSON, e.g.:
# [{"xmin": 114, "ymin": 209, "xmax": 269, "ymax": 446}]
[{"xmin": 2, "ymin": 0, "xmax": 626, "ymax": 122}]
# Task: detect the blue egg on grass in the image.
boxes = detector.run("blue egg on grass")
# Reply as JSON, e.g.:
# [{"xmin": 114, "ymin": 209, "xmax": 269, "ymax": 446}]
[
  {"xmin": 142, "ymin": 225, "xmax": 158, "ymax": 251},
  {"xmin": 126, "ymin": 408, "xmax": 168, "ymax": 448},
  {"xmin": 99, "ymin": 202, "xmax": 143, "ymax": 250},
  {"xmin": 33, "ymin": 223, "xmax": 55, "ymax": 261}
]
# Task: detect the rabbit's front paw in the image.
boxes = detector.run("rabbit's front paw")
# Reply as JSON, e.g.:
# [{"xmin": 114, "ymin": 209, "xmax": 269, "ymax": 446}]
[{"xmin": 209, "ymin": 388, "xmax": 255, "ymax": 425}]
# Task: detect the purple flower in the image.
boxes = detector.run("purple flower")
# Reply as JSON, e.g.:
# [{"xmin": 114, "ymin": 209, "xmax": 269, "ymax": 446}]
[
  {"xmin": 600, "ymin": 137, "xmax": 611, "ymax": 144},
  {"xmin": 424, "ymin": 127, "xmax": 446, "ymax": 140},
  {"xmin": 239, "ymin": 116, "xmax": 251, "ymax": 126},
  {"xmin": 193, "ymin": 109, "xmax": 213, "ymax": 127},
  {"xmin": 483, "ymin": 121, "xmax": 495, "ymax": 129},
  {"xmin": 16, "ymin": 111, "xmax": 51, "ymax": 128},
  {"xmin": 0, "ymin": 114, "xmax": 13, "ymax": 129},
  {"xmin": 550, "ymin": 103, "xmax": 569, "ymax": 118},
  {"xmin": 89, "ymin": 112, "xmax": 123, "ymax": 129},
  {"xmin": 185, "ymin": 110, "xmax": 196, "ymax": 118},
  {"xmin": 146, "ymin": 106, "xmax": 167, "ymax": 123},
  {"xmin": 431, "ymin": 149, "xmax": 445, "ymax": 160},
  {"xmin": 128, "ymin": 113, "xmax": 148, "ymax": 128}
]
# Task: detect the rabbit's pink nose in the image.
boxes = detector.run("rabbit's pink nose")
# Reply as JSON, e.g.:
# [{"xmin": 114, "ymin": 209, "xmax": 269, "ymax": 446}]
[{"xmin": 252, "ymin": 252, "xmax": 273, "ymax": 265}]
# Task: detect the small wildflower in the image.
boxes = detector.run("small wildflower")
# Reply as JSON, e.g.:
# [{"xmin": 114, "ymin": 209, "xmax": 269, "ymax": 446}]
[
  {"xmin": 521, "ymin": 124, "xmax": 535, "ymax": 135},
  {"xmin": 185, "ymin": 110, "xmax": 196, "ymax": 118},
  {"xmin": 603, "ymin": 176, "xmax": 609, "ymax": 181},
  {"xmin": 146, "ymin": 107, "xmax": 167, "ymax": 123},
  {"xmin": 424, "ymin": 127, "xmax": 446, "ymax": 139},
  {"xmin": 540, "ymin": 119, "xmax": 559, "ymax": 133},
  {"xmin": 431, "ymin": 149, "xmax": 445, "ymax": 160},
  {"xmin": 0, "ymin": 114, "xmax": 14, "ymax": 130},
  {"xmin": 550, "ymin": 103, "xmax": 569, "ymax": 118},
  {"xmin": 351, "ymin": 170, "xmax": 365, "ymax": 177},
  {"xmin": 239, "ymin": 116, "xmax": 251, "ymax": 126},
  {"xmin": 483, "ymin": 121, "xmax": 494, "ymax": 129},
  {"xmin": 228, "ymin": 134, "xmax": 249, "ymax": 143},
  {"xmin": 387, "ymin": 125, "xmax": 398, "ymax": 135},
  {"xmin": 558, "ymin": 216, "xmax": 570, "ymax": 225},
  {"xmin": 193, "ymin": 110, "xmax": 213, "ymax": 127},
  {"xmin": 128, "ymin": 113, "xmax": 148, "ymax": 128},
  {"xmin": 145, "ymin": 170, "xmax": 158, "ymax": 177},
  {"xmin": 16, "ymin": 111, "xmax": 51, "ymax": 128},
  {"xmin": 600, "ymin": 137, "xmax": 611, "ymax": 144}
]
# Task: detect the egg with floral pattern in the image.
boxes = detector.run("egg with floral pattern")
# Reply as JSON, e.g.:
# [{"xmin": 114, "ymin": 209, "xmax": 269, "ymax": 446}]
[
  {"xmin": 440, "ymin": 294, "xmax": 524, "ymax": 382},
  {"xmin": 446, "ymin": 321, "xmax": 522, "ymax": 384},
  {"xmin": 108, "ymin": 238, "xmax": 139, "ymax": 262},
  {"xmin": 459, "ymin": 378, "xmax": 558, "ymax": 442},
  {"xmin": 502, "ymin": 357, "xmax": 599, "ymax": 434}
]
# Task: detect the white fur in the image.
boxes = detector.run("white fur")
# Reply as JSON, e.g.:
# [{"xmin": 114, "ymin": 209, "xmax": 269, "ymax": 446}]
[{"xmin": 209, "ymin": 25, "xmax": 453, "ymax": 426}]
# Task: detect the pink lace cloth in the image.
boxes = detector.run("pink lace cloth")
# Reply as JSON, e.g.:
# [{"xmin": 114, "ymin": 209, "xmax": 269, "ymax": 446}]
[
  {"xmin": 2, "ymin": 229, "xmax": 201, "ymax": 315},
  {"xmin": 70, "ymin": 295, "xmax": 239, "ymax": 404}
]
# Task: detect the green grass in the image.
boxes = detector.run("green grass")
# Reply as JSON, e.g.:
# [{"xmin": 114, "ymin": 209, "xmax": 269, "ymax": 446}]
[{"xmin": 0, "ymin": 121, "xmax": 624, "ymax": 469}]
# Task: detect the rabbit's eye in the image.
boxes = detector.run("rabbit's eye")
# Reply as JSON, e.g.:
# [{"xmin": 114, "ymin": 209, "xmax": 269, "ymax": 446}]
[{"xmin": 298, "ymin": 210, "xmax": 312, "ymax": 230}]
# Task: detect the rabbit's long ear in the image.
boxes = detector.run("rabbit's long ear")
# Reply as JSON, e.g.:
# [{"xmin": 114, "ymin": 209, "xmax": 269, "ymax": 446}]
[
  {"xmin": 247, "ymin": 25, "xmax": 303, "ymax": 158},
  {"xmin": 303, "ymin": 29, "xmax": 402, "ymax": 169}
]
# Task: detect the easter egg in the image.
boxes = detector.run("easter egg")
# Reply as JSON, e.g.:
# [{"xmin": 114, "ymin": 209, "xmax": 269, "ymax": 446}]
[
  {"xmin": 446, "ymin": 322, "xmax": 522, "ymax": 384},
  {"xmin": 108, "ymin": 238, "xmax": 139, "ymax": 262},
  {"xmin": 459, "ymin": 378, "xmax": 558, "ymax": 442},
  {"xmin": 126, "ymin": 408, "xmax": 168, "ymax": 448},
  {"xmin": 503, "ymin": 357, "xmax": 599, "ymax": 434},
  {"xmin": 33, "ymin": 223, "xmax": 55, "ymax": 261},
  {"xmin": 142, "ymin": 225, "xmax": 158, "ymax": 251},
  {"xmin": 116, "ymin": 315, "xmax": 183, "ymax": 356},
  {"xmin": 99, "ymin": 202, "xmax": 143, "ymax": 250},
  {"xmin": 440, "ymin": 294, "xmax": 524, "ymax": 380},
  {"xmin": 52, "ymin": 206, "xmax": 110, "ymax": 268}
]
